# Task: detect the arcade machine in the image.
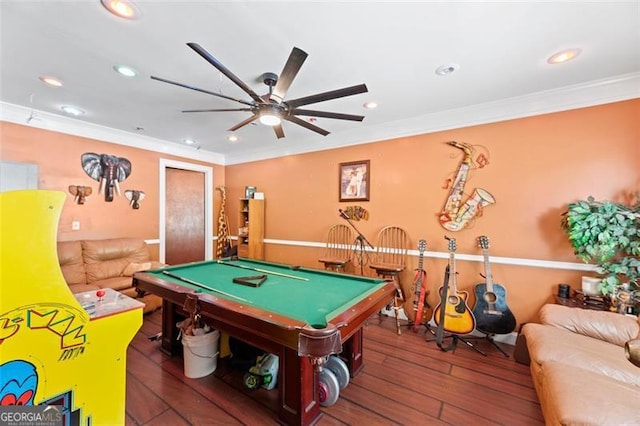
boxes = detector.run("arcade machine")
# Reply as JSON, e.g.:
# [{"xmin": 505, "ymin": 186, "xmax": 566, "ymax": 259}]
[{"xmin": 0, "ymin": 190, "xmax": 144, "ymax": 424}]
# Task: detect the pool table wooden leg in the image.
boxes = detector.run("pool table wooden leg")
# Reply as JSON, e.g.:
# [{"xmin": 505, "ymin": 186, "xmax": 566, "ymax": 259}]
[
  {"xmin": 160, "ymin": 299, "xmax": 181, "ymax": 355},
  {"xmin": 279, "ymin": 346, "xmax": 321, "ymax": 425},
  {"xmin": 342, "ymin": 328, "xmax": 364, "ymax": 377}
]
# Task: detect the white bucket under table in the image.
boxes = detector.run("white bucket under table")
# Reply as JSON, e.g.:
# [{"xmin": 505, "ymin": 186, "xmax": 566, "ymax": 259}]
[{"xmin": 182, "ymin": 330, "xmax": 220, "ymax": 378}]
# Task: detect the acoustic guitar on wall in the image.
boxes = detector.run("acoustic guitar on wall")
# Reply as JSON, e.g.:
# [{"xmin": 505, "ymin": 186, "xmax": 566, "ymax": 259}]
[
  {"xmin": 472, "ymin": 235, "xmax": 516, "ymax": 335},
  {"xmin": 433, "ymin": 236, "xmax": 475, "ymax": 335}
]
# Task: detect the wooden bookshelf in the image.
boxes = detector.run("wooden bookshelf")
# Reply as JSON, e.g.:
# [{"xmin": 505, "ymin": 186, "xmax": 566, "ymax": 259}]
[{"xmin": 237, "ymin": 198, "xmax": 264, "ymax": 259}]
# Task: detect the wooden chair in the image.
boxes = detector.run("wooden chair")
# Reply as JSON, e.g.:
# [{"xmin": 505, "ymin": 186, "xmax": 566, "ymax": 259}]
[
  {"xmin": 369, "ymin": 226, "xmax": 410, "ymax": 335},
  {"xmin": 318, "ymin": 224, "xmax": 353, "ymax": 273}
]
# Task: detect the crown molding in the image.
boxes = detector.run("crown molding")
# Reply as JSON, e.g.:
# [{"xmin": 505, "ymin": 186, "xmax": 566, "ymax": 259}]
[
  {"xmin": 224, "ymin": 72, "xmax": 640, "ymax": 164},
  {"xmin": 2, "ymin": 72, "xmax": 638, "ymax": 166},
  {"xmin": 0, "ymin": 102, "xmax": 226, "ymax": 165}
]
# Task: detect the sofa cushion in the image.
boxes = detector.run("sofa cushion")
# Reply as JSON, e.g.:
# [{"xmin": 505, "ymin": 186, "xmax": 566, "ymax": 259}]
[
  {"xmin": 523, "ymin": 323, "xmax": 640, "ymax": 387},
  {"xmin": 82, "ymin": 238, "xmax": 150, "ymax": 284},
  {"xmin": 57, "ymin": 241, "xmax": 87, "ymax": 286},
  {"xmin": 122, "ymin": 261, "xmax": 164, "ymax": 276},
  {"xmin": 539, "ymin": 304, "xmax": 638, "ymax": 347},
  {"xmin": 93, "ymin": 276, "xmax": 135, "ymax": 292},
  {"xmin": 536, "ymin": 361, "xmax": 640, "ymax": 426}
]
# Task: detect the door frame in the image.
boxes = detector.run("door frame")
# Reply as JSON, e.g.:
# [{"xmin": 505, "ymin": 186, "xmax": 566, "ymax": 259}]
[{"xmin": 159, "ymin": 158, "xmax": 213, "ymax": 263}]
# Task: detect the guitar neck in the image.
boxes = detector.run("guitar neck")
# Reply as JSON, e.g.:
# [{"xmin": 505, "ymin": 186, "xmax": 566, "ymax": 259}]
[
  {"xmin": 482, "ymin": 248, "xmax": 494, "ymax": 292},
  {"xmin": 449, "ymin": 251, "xmax": 458, "ymax": 293}
]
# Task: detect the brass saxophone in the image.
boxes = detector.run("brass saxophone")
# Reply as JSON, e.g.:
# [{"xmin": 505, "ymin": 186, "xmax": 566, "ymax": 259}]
[
  {"xmin": 439, "ymin": 141, "xmax": 495, "ymax": 232},
  {"xmin": 216, "ymin": 186, "xmax": 230, "ymax": 258}
]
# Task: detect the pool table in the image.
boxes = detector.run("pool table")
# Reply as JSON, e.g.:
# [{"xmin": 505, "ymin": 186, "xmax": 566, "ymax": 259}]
[{"xmin": 133, "ymin": 258, "xmax": 395, "ymax": 425}]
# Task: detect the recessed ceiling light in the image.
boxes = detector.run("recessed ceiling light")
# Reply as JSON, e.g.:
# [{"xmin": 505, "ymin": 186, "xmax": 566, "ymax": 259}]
[
  {"xmin": 183, "ymin": 138, "xmax": 196, "ymax": 145},
  {"xmin": 39, "ymin": 76, "xmax": 63, "ymax": 87},
  {"xmin": 435, "ymin": 63, "xmax": 460, "ymax": 76},
  {"xmin": 363, "ymin": 101, "xmax": 378, "ymax": 109},
  {"xmin": 101, "ymin": 0, "xmax": 141, "ymax": 20},
  {"xmin": 113, "ymin": 65, "xmax": 137, "ymax": 77},
  {"xmin": 60, "ymin": 105, "xmax": 85, "ymax": 116},
  {"xmin": 547, "ymin": 48, "xmax": 582, "ymax": 64},
  {"xmin": 227, "ymin": 135, "xmax": 239, "ymax": 142}
]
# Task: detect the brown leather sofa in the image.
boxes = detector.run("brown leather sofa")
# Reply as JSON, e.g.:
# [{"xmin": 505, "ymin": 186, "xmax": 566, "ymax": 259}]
[
  {"xmin": 57, "ymin": 237, "xmax": 163, "ymax": 313},
  {"xmin": 522, "ymin": 304, "xmax": 640, "ymax": 425}
]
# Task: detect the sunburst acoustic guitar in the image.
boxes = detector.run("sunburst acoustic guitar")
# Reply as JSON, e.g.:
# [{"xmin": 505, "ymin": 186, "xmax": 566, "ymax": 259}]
[{"xmin": 433, "ymin": 236, "xmax": 476, "ymax": 335}]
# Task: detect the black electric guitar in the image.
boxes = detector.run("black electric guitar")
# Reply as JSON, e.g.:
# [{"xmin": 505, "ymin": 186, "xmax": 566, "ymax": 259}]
[
  {"xmin": 472, "ymin": 236, "xmax": 516, "ymax": 335},
  {"xmin": 411, "ymin": 239, "xmax": 431, "ymax": 332},
  {"xmin": 433, "ymin": 237, "xmax": 475, "ymax": 335}
]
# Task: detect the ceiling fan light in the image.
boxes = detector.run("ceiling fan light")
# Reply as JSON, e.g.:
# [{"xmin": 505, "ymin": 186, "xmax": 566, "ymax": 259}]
[{"xmin": 259, "ymin": 113, "xmax": 281, "ymax": 126}]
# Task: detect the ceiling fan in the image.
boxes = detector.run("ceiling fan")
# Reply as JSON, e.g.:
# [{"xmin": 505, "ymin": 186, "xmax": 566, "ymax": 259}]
[{"xmin": 151, "ymin": 43, "xmax": 368, "ymax": 139}]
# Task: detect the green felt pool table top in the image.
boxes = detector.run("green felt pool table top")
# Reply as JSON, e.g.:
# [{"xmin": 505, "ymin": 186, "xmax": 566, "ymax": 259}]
[{"xmin": 145, "ymin": 258, "xmax": 388, "ymax": 327}]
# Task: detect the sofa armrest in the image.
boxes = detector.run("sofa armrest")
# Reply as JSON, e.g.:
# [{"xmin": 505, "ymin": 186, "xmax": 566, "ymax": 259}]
[{"xmin": 539, "ymin": 304, "xmax": 639, "ymax": 347}]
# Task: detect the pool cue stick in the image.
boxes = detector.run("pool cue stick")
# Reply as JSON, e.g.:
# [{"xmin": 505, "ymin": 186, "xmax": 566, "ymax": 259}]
[
  {"xmin": 216, "ymin": 260, "xmax": 308, "ymax": 281},
  {"xmin": 162, "ymin": 270, "xmax": 250, "ymax": 303}
]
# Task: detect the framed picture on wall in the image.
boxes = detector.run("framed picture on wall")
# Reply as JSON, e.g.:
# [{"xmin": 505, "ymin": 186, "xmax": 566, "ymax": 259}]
[
  {"xmin": 245, "ymin": 186, "xmax": 257, "ymax": 199},
  {"xmin": 339, "ymin": 160, "xmax": 370, "ymax": 202}
]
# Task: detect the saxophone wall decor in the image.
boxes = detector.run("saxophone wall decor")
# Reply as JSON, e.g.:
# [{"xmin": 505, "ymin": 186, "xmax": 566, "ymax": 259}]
[{"xmin": 438, "ymin": 141, "xmax": 495, "ymax": 232}]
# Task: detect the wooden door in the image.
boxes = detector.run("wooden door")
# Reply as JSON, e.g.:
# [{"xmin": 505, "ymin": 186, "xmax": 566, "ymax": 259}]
[{"xmin": 165, "ymin": 167, "xmax": 205, "ymax": 264}]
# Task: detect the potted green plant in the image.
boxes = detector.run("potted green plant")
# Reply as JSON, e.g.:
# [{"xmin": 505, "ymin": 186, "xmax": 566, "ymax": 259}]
[{"xmin": 561, "ymin": 195, "xmax": 640, "ymax": 297}]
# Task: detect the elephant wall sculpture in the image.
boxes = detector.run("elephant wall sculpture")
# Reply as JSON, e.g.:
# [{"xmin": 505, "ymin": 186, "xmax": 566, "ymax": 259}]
[
  {"xmin": 81, "ymin": 153, "xmax": 132, "ymax": 202},
  {"xmin": 68, "ymin": 185, "xmax": 92, "ymax": 204},
  {"xmin": 125, "ymin": 190, "xmax": 145, "ymax": 209}
]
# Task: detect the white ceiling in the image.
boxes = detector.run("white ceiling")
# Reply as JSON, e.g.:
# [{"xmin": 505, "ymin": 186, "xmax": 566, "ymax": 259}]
[{"xmin": 1, "ymin": 1, "xmax": 639, "ymax": 165}]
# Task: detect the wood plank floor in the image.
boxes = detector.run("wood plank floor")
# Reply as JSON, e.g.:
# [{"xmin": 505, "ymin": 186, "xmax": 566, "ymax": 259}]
[{"xmin": 125, "ymin": 310, "xmax": 544, "ymax": 425}]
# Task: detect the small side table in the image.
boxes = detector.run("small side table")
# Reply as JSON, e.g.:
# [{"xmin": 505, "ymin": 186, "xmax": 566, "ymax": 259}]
[{"xmin": 555, "ymin": 290, "xmax": 610, "ymax": 312}]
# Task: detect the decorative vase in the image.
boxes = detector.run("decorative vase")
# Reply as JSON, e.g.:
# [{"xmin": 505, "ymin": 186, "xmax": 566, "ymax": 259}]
[{"xmin": 581, "ymin": 276, "xmax": 601, "ymax": 297}]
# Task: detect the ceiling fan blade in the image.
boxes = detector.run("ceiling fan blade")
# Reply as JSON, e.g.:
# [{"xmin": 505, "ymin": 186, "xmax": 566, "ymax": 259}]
[
  {"xmin": 270, "ymin": 47, "xmax": 308, "ymax": 104},
  {"xmin": 182, "ymin": 108, "xmax": 253, "ymax": 113},
  {"xmin": 283, "ymin": 115, "xmax": 330, "ymax": 136},
  {"xmin": 229, "ymin": 115, "xmax": 259, "ymax": 131},
  {"xmin": 286, "ymin": 84, "xmax": 368, "ymax": 108},
  {"xmin": 273, "ymin": 123, "xmax": 285, "ymax": 139},
  {"xmin": 151, "ymin": 76, "xmax": 254, "ymax": 106},
  {"xmin": 291, "ymin": 109, "xmax": 365, "ymax": 121},
  {"xmin": 187, "ymin": 42, "xmax": 264, "ymax": 104}
]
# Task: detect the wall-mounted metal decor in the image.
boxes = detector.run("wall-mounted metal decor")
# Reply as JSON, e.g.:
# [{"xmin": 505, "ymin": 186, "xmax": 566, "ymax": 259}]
[
  {"xmin": 438, "ymin": 141, "xmax": 495, "ymax": 231},
  {"xmin": 124, "ymin": 190, "xmax": 145, "ymax": 209},
  {"xmin": 81, "ymin": 153, "xmax": 132, "ymax": 202},
  {"xmin": 344, "ymin": 205, "xmax": 369, "ymax": 221},
  {"xmin": 68, "ymin": 185, "xmax": 92, "ymax": 204}
]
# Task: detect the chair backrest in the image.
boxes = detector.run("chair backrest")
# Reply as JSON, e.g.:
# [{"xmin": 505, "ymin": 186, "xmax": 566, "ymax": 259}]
[
  {"xmin": 323, "ymin": 224, "xmax": 353, "ymax": 261},
  {"xmin": 373, "ymin": 226, "xmax": 410, "ymax": 267}
]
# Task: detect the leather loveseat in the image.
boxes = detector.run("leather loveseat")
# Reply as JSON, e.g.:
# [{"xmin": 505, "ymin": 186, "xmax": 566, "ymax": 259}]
[
  {"xmin": 521, "ymin": 304, "xmax": 640, "ymax": 425},
  {"xmin": 57, "ymin": 237, "xmax": 163, "ymax": 313}
]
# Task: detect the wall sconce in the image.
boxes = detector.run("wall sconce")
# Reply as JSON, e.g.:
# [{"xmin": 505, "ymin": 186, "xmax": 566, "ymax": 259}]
[
  {"xmin": 125, "ymin": 190, "xmax": 145, "ymax": 209},
  {"xmin": 68, "ymin": 185, "xmax": 92, "ymax": 205}
]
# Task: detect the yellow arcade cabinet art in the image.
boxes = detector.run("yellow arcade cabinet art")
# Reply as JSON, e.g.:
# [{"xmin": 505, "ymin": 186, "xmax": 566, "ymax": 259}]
[{"xmin": 0, "ymin": 190, "xmax": 144, "ymax": 424}]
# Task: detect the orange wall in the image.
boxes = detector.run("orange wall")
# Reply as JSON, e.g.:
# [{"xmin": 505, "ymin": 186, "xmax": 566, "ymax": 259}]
[
  {"xmin": 225, "ymin": 99, "xmax": 640, "ymax": 324},
  {"xmin": 1, "ymin": 99, "xmax": 638, "ymax": 324},
  {"xmin": 0, "ymin": 122, "xmax": 226, "ymax": 260}
]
